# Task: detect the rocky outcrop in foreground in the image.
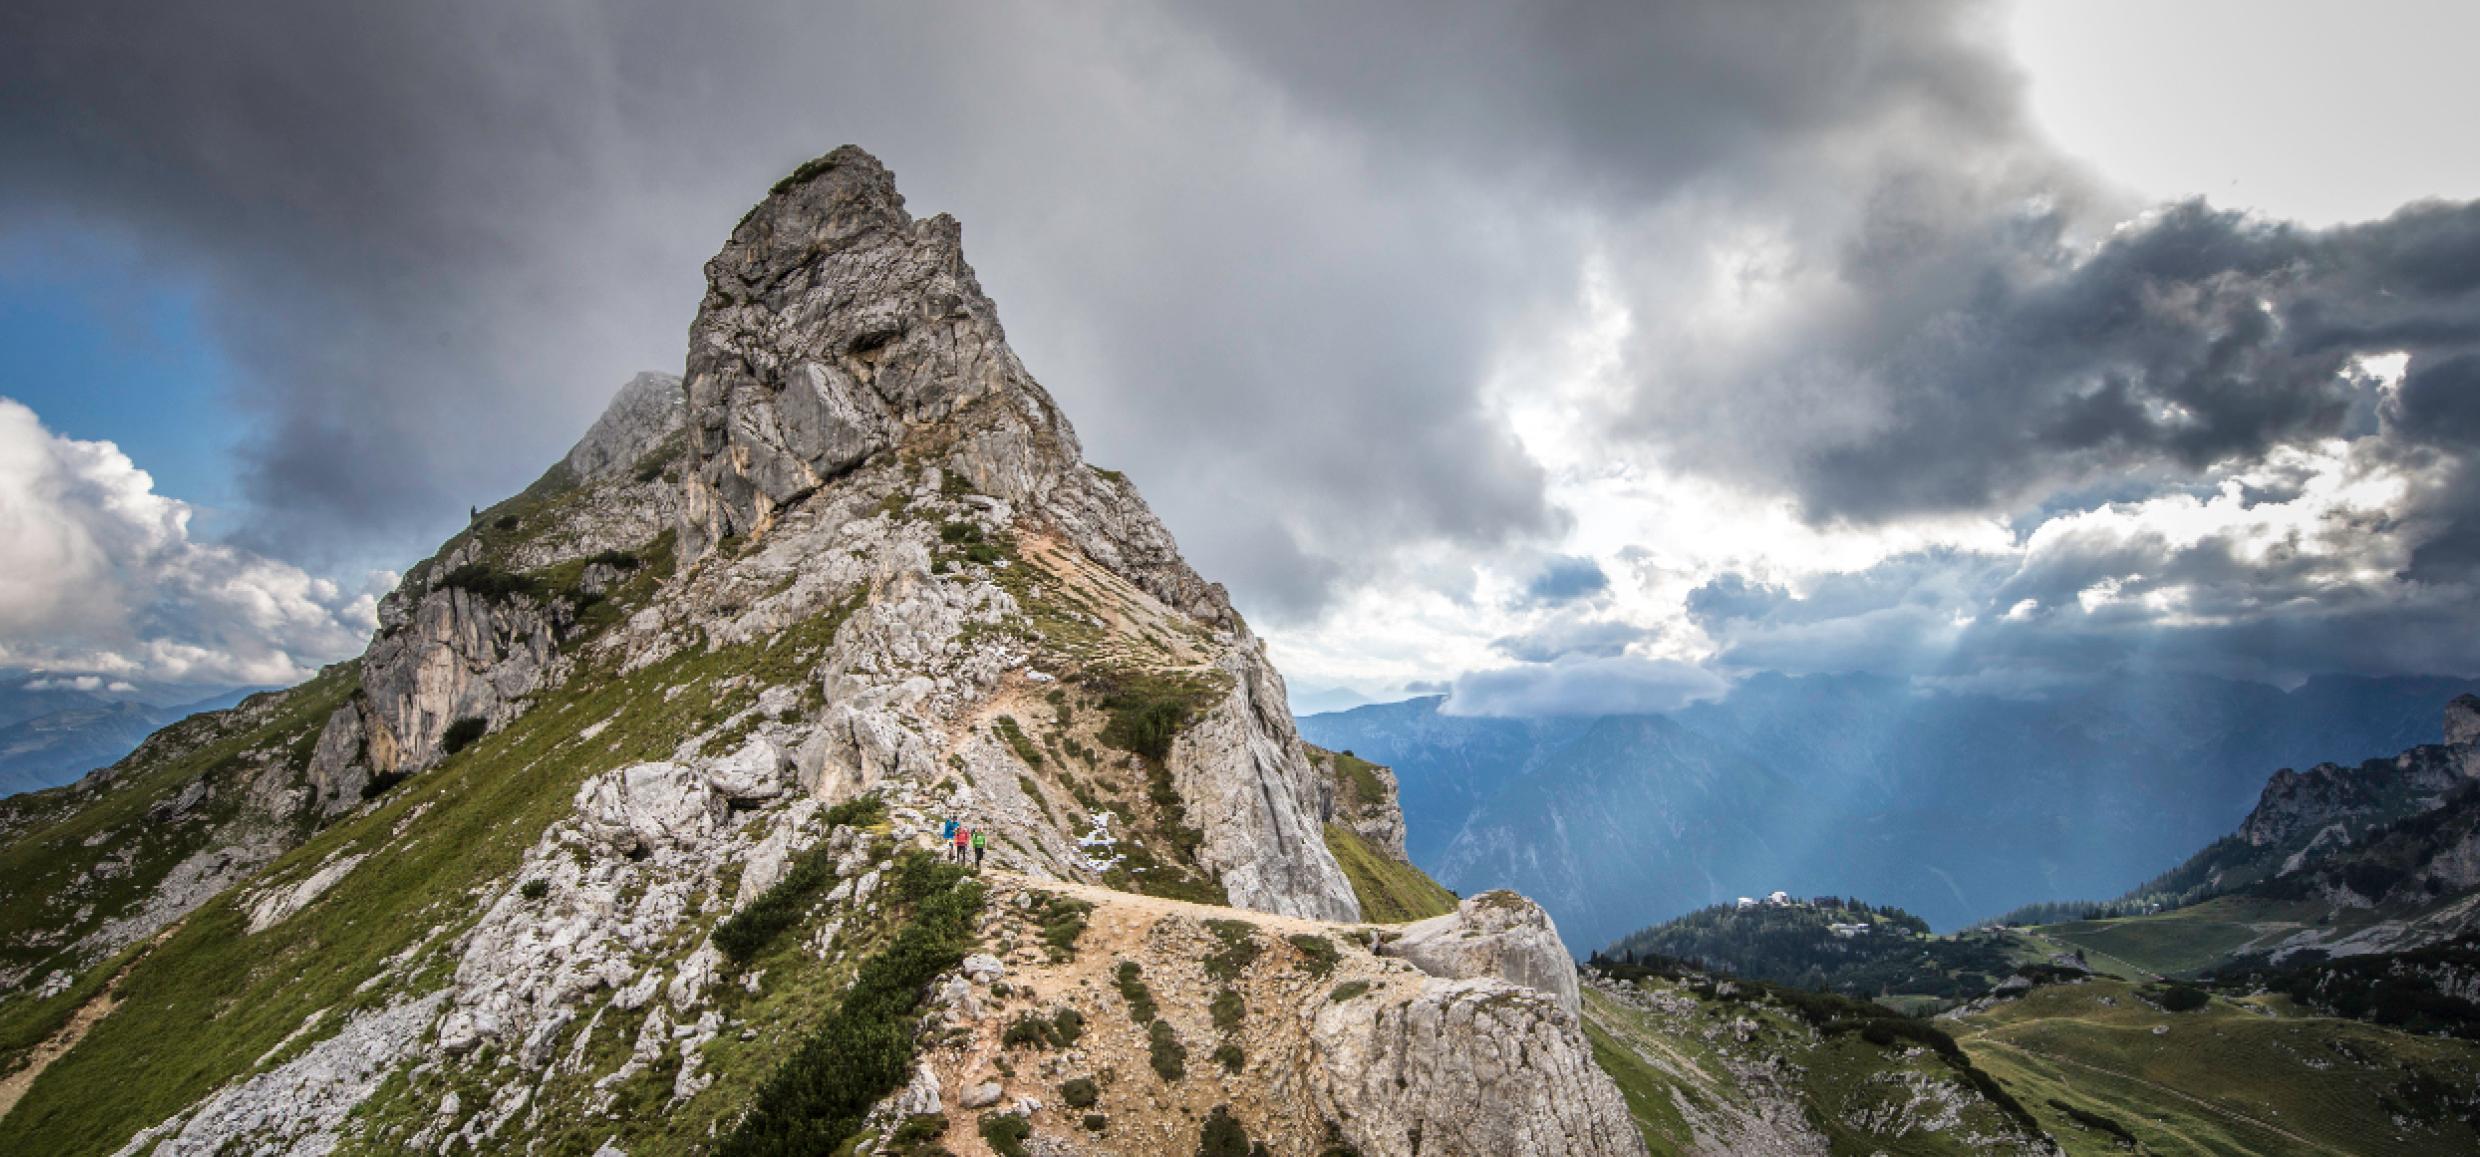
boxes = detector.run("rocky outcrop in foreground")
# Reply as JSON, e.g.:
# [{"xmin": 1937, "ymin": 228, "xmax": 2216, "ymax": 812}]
[{"xmin": 1380, "ymin": 889, "xmax": 1583, "ymax": 1019}]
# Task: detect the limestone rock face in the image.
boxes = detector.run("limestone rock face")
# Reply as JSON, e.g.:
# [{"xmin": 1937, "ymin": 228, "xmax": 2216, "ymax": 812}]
[
  {"xmin": 700, "ymin": 736, "xmax": 791, "ymax": 802},
  {"xmin": 676, "ymin": 146, "xmax": 1234, "ymax": 629},
  {"xmin": 1311, "ymin": 977, "xmax": 1646, "ymax": 1157},
  {"xmin": 304, "ymin": 703, "xmax": 371, "ymax": 815},
  {"xmin": 1173, "ymin": 649, "xmax": 1360, "ymax": 921},
  {"xmin": 2238, "ymin": 744, "xmax": 2477, "ymax": 850},
  {"xmin": 360, "ymin": 580, "xmax": 557, "ymax": 773},
  {"xmin": 564, "ymin": 371, "xmax": 685, "ymax": 483},
  {"xmin": 673, "ymin": 145, "xmax": 1357, "ymax": 920},
  {"xmin": 1381, "ymin": 891, "xmax": 1581, "ymax": 1018}
]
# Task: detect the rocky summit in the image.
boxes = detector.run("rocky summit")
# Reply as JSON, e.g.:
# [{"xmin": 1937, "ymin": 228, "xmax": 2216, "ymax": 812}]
[{"xmin": 0, "ymin": 148, "xmax": 1659, "ymax": 1157}]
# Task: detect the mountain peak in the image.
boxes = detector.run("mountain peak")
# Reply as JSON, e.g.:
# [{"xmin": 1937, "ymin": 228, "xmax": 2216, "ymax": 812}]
[
  {"xmin": 561, "ymin": 370, "xmax": 684, "ymax": 484},
  {"xmin": 681, "ymin": 145, "xmax": 1086, "ymax": 562}
]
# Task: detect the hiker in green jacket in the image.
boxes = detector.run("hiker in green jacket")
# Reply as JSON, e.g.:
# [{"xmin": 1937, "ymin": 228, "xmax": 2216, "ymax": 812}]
[{"xmin": 971, "ymin": 828, "xmax": 987, "ymax": 869}]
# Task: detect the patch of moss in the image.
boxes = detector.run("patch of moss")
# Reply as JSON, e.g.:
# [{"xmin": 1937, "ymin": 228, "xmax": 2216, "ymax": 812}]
[
  {"xmin": 1211, "ymin": 987, "xmax": 1246, "ymax": 1033},
  {"xmin": 1203, "ymin": 920, "xmax": 1262, "ymax": 980},
  {"xmin": 1288, "ymin": 934, "xmax": 1340, "ymax": 979}
]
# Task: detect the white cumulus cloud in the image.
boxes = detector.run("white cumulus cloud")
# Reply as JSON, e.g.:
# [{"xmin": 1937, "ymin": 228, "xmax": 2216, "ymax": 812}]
[{"xmin": 0, "ymin": 398, "xmax": 385, "ymax": 685}]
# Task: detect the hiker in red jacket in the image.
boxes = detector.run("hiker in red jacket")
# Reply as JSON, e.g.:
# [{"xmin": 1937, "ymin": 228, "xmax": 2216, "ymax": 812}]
[{"xmin": 952, "ymin": 824, "xmax": 971, "ymax": 864}]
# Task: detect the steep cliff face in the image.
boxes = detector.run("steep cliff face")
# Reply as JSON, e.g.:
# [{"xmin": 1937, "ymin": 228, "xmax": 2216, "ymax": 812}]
[{"xmin": 668, "ymin": 145, "xmax": 1352, "ymax": 921}]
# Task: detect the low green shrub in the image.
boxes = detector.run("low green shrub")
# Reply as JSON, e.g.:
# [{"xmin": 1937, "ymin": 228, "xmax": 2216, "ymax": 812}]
[
  {"xmin": 2047, "ymin": 1099, "xmax": 2138, "ymax": 1147},
  {"xmin": 715, "ymin": 833, "xmax": 850, "ymax": 964},
  {"xmin": 1213, "ymin": 1042, "xmax": 1245, "ymax": 1073},
  {"xmin": 1000, "ymin": 1007, "xmax": 1086, "ymax": 1051},
  {"xmin": 1060, "ymin": 1077, "xmax": 1099, "ymax": 1109},
  {"xmin": 440, "ymin": 717, "xmax": 489, "ymax": 755},
  {"xmin": 1196, "ymin": 1105, "xmax": 1264, "ymax": 1157},
  {"xmin": 822, "ymin": 795, "xmax": 888, "ymax": 830},
  {"xmin": 1328, "ymin": 981, "xmax": 1370, "ymax": 1003},
  {"xmin": 1032, "ymin": 893, "xmax": 1094, "ymax": 961},
  {"xmin": 717, "ymin": 853, "xmax": 982, "ymax": 1157},
  {"xmin": 995, "ymin": 716, "xmax": 1043, "ymax": 769},
  {"xmin": 979, "ymin": 1113, "xmax": 1031, "ymax": 1157},
  {"xmin": 2160, "ymin": 984, "xmax": 2209, "ymax": 1012},
  {"xmin": 1204, "ymin": 921, "xmax": 1262, "ymax": 980},
  {"xmin": 519, "ymin": 878, "xmax": 550, "ymax": 901},
  {"xmin": 1115, "ymin": 961, "xmax": 1157, "ymax": 1024},
  {"xmin": 437, "ymin": 562, "xmax": 540, "ymax": 602},
  {"xmin": 1148, "ymin": 1019, "xmax": 1186, "ymax": 1081}
]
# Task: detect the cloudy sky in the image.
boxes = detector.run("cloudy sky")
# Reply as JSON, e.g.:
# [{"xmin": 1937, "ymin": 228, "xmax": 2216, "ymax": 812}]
[{"xmin": 4, "ymin": 1, "xmax": 2479, "ymax": 706}]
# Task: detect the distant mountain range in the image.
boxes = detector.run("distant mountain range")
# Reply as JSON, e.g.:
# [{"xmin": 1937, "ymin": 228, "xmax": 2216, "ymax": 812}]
[
  {"xmin": 0, "ymin": 675, "xmax": 265, "ymax": 797},
  {"xmin": 1298, "ymin": 671, "xmax": 2480, "ymax": 950}
]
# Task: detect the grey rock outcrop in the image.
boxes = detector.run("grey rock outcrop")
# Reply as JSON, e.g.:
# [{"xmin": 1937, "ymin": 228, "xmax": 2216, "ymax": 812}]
[
  {"xmin": 676, "ymin": 146, "xmax": 1233, "ymax": 629},
  {"xmin": 671, "ymin": 145, "xmax": 1358, "ymax": 921},
  {"xmin": 1173, "ymin": 650, "xmax": 1360, "ymax": 921},
  {"xmin": 575, "ymin": 763, "xmax": 728, "ymax": 855},
  {"xmin": 1311, "ymin": 977, "xmax": 1646, "ymax": 1157},
  {"xmin": 1381, "ymin": 891, "xmax": 1581, "ymax": 1018},
  {"xmin": 2448, "ymin": 694, "xmax": 2480, "ymax": 748},
  {"xmin": 564, "ymin": 371, "xmax": 685, "ymax": 483},
  {"xmin": 360, "ymin": 578, "xmax": 557, "ymax": 774}
]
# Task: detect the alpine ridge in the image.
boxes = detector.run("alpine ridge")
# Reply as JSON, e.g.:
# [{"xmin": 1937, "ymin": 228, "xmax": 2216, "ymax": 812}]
[{"xmin": 0, "ymin": 146, "xmax": 1642, "ymax": 1157}]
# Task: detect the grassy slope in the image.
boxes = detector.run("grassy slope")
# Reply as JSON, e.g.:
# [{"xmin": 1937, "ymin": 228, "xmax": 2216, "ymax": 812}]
[
  {"xmin": 0, "ymin": 551, "xmax": 860, "ymax": 1156},
  {"xmin": 2021, "ymin": 892, "xmax": 2446, "ymax": 980},
  {"xmin": 1583, "ymin": 977, "xmax": 2048, "ymax": 1157},
  {"xmin": 1322, "ymin": 823, "xmax": 1457, "ymax": 925},
  {"xmin": 1954, "ymin": 977, "xmax": 2480, "ymax": 1156},
  {"xmin": 0, "ymin": 667, "xmax": 358, "ymax": 1078}
]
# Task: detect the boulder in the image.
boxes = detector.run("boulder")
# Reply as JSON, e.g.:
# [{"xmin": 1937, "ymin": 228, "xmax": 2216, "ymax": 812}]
[
  {"xmin": 702, "ymin": 736, "xmax": 791, "ymax": 801},
  {"xmin": 1379, "ymin": 891, "xmax": 1580, "ymax": 1019},
  {"xmin": 960, "ymin": 1081, "xmax": 1004, "ymax": 1110},
  {"xmin": 574, "ymin": 763, "xmax": 727, "ymax": 854}
]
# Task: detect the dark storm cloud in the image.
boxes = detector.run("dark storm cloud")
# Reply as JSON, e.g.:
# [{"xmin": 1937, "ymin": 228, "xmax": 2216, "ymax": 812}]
[
  {"xmin": 3, "ymin": 0, "xmax": 1567, "ymax": 595},
  {"xmin": 14, "ymin": 0, "xmax": 2480, "ymax": 692},
  {"xmin": 0, "ymin": 0, "xmax": 2042, "ymax": 620},
  {"xmin": 1622, "ymin": 191, "xmax": 2480, "ymax": 532}
]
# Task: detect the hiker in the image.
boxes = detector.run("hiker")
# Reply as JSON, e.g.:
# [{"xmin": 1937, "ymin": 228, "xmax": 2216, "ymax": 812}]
[
  {"xmin": 972, "ymin": 828, "xmax": 987, "ymax": 869},
  {"xmin": 939, "ymin": 817, "xmax": 958, "ymax": 854},
  {"xmin": 953, "ymin": 824, "xmax": 971, "ymax": 863}
]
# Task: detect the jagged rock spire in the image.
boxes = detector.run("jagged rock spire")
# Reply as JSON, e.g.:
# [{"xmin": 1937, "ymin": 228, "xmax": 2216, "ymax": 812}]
[{"xmin": 679, "ymin": 145, "xmax": 1079, "ymax": 559}]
